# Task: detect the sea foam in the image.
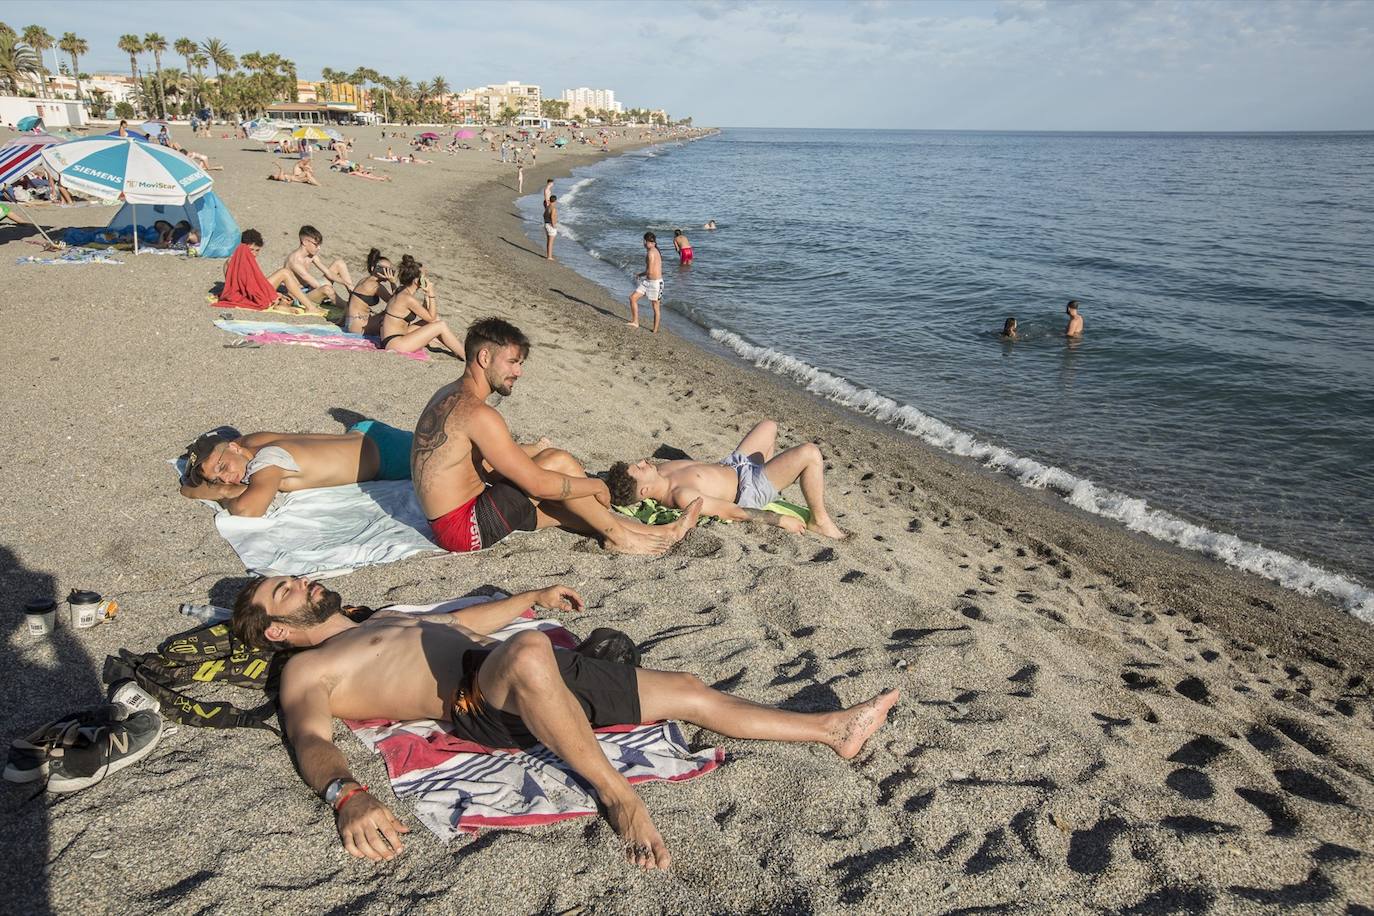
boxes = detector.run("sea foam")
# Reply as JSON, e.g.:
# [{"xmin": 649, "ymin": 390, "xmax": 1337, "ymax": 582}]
[
  {"xmin": 710, "ymin": 329, "xmax": 1374, "ymax": 622},
  {"xmin": 559, "ymin": 177, "xmax": 595, "ymax": 207}
]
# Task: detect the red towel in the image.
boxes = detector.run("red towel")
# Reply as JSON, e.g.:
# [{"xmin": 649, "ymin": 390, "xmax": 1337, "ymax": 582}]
[{"xmin": 216, "ymin": 244, "xmax": 279, "ymax": 310}]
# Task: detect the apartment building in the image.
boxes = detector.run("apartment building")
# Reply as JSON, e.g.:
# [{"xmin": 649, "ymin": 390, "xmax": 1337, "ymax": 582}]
[{"xmin": 560, "ymin": 87, "xmax": 623, "ymax": 117}]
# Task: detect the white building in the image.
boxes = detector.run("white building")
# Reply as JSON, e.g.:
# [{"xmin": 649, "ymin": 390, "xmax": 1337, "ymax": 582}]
[
  {"xmin": 0, "ymin": 95, "xmax": 87, "ymax": 129},
  {"xmin": 560, "ymin": 87, "xmax": 623, "ymax": 117}
]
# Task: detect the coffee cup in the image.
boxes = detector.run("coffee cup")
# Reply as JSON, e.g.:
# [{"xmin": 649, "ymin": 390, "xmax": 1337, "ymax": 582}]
[
  {"xmin": 25, "ymin": 597, "xmax": 57, "ymax": 637},
  {"xmin": 67, "ymin": 589, "xmax": 110, "ymax": 629}
]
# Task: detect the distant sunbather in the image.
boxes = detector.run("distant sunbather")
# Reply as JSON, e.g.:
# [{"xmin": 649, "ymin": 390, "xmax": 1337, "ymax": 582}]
[
  {"xmin": 268, "ymin": 160, "xmax": 320, "ymax": 186},
  {"xmin": 179, "ymin": 421, "xmax": 414, "ymax": 517},
  {"xmin": 607, "ymin": 420, "xmax": 846, "ymax": 538}
]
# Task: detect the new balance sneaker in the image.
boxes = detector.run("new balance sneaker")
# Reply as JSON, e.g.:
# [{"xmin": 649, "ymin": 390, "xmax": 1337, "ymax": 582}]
[
  {"xmin": 46, "ymin": 709, "xmax": 163, "ymax": 794},
  {"xmin": 4, "ymin": 704, "xmax": 125, "ymax": 785}
]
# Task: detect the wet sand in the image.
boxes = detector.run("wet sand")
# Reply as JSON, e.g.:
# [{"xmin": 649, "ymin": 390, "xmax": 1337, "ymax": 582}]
[{"xmin": 1, "ymin": 124, "xmax": 1371, "ymax": 913}]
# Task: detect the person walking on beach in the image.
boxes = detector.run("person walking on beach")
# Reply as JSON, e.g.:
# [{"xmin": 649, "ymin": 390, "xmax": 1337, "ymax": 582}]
[
  {"xmin": 411, "ymin": 318, "xmax": 700, "ymax": 555},
  {"xmin": 1064, "ymin": 300, "xmax": 1083, "ymax": 338},
  {"xmin": 517, "ymin": 164, "xmax": 524, "ymax": 194},
  {"xmin": 627, "ymin": 232, "xmax": 663, "ymax": 332},
  {"xmin": 544, "ymin": 195, "xmax": 558, "ymax": 261},
  {"xmin": 543, "ymin": 178, "xmax": 554, "ymax": 206}
]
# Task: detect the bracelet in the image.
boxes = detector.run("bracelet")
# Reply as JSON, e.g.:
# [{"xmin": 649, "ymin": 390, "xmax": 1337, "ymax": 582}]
[{"xmin": 334, "ymin": 784, "xmax": 369, "ymax": 812}]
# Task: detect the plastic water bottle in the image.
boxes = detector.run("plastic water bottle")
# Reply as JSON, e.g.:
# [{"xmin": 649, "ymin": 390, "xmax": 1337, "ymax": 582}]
[{"xmin": 179, "ymin": 603, "xmax": 230, "ymax": 624}]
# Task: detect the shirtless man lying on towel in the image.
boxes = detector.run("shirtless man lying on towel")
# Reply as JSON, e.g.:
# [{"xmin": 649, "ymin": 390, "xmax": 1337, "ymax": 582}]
[
  {"xmin": 179, "ymin": 420, "xmax": 413, "ymax": 517},
  {"xmin": 231, "ymin": 575, "xmax": 899, "ymax": 868},
  {"xmin": 412, "ymin": 317, "xmax": 701, "ymax": 555},
  {"xmin": 606, "ymin": 420, "xmax": 846, "ymax": 538}
]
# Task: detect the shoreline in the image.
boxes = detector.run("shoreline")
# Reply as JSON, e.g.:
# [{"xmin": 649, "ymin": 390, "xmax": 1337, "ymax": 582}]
[
  {"xmin": 493, "ymin": 134, "xmax": 1374, "ymax": 633},
  {"xmin": 4, "ymin": 125, "xmax": 1373, "ymax": 913}
]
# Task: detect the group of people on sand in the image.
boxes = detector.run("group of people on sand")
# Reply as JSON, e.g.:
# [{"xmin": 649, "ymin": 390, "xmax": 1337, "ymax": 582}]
[
  {"xmin": 219, "ymin": 225, "xmax": 463, "ymax": 359},
  {"xmin": 179, "ymin": 315, "xmax": 883, "ymax": 869},
  {"xmin": 1000, "ymin": 300, "xmax": 1085, "ymax": 341}
]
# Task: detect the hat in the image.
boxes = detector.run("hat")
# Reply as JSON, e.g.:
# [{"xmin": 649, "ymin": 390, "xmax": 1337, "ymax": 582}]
[{"xmin": 181, "ymin": 426, "xmax": 241, "ymax": 485}]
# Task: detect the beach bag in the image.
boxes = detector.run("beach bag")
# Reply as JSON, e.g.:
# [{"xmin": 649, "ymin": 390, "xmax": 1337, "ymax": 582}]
[{"xmin": 102, "ymin": 621, "xmax": 284, "ymax": 734}]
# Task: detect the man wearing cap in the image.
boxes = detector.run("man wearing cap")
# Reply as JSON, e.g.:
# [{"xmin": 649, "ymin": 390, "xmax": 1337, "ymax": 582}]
[{"xmin": 179, "ymin": 421, "xmax": 413, "ymax": 517}]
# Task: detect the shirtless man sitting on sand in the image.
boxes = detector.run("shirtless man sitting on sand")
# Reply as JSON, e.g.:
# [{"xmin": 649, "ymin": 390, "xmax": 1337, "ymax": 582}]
[
  {"xmin": 413, "ymin": 318, "xmax": 701, "ymax": 555},
  {"xmin": 231, "ymin": 575, "xmax": 899, "ymax": 868},
  {"xmin": 285, "ymin": 225, "xmax": 355, "ymax": 306},
  {"xmin": 607, "ymin": 420, "xmax": 846, "ymax": 539},
  {"xmin": 179, "ymin": 420, "xmax": 413, "ymax": 517}
]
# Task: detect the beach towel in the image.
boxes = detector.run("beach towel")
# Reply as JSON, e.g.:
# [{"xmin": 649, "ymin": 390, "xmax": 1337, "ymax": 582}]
[
  {"xmin": 614, "ymin": 497, "xmax": 812, "ymax": 526},
  {"xmin": 172, "ymin": 456, "xmax": 440, "ymax": 576},
  {"xmin": 346, "ymin": 600, "xmax": 723, "ymax": 839},
  {"xmin": 16, "ymin": 247, "xmax": 124, "ymax": 266},
  {"xmin": 214, "ymin": 319, "xmax": 430, "ymax": 361},
  {"xmin": 216, "ymin": 243, "xmax": 279, "ymax": 310}
]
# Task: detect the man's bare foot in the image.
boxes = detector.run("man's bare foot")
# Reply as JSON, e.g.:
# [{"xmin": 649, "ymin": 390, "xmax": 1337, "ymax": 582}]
[
  {"xmin": 603, "ymin": 523, "xmax": 673, "ymax": 556},
  {"xmin": 830, "ymin": 688, "xmax": 900, "ymax": 759},
  {"xmin": 626, "ymin": 320, "xmax": 640, "ymax": 329},
  {"xmin": 664, "ymin": 497, "xmax": 703, "ymax": 542},
  {"xmin": 808, "ymin": 516, "xmax": 846, "ymax": 539},
  {"xmin": 604, "ymin": 793, "xmax": 670, "ymax": 870}
]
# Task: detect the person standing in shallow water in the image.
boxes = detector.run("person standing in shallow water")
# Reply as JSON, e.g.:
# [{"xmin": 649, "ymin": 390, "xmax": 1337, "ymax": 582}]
[
  {"xmin": 1001, "ymin": 317, "xmax": 1018, "ymax": 340},
  {"xmin": 543, "ymin": 195, "xmax": 558, "ymax": 261},
  {"xmin": 628, "ymin": 232, "xmax": 664, "ymax": 333},
  {"xmin": 1065, "ymin": 300, "xmax": 1084, "ymax": 338}
]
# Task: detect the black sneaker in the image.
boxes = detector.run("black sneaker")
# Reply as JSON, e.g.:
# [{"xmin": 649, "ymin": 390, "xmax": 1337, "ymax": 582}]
[
  {"xmin": 46, "ymin": 709, "xmax": 163, "ymax": 793},
  {"xmin": 4, "ymin": 704, "xmax": 124, "ymax": 785},
  {"xmin": 574, "ymin": 627, "xmax": 641, "ymax": 667}
]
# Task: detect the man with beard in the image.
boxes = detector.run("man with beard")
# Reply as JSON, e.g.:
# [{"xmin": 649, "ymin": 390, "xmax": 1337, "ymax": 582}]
[
  {"xmin": 412, "ymin": 318, "xmax": 701, "ymax": 555},
  {"xmin": 231, "ymin": 574, "xmax": 900, "ymax": 868}
]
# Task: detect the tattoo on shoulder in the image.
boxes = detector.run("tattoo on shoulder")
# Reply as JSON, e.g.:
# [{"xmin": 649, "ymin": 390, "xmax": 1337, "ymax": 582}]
[{"xmin": 413, "ymin": 392, "xmax": 459, "ymax": 461}]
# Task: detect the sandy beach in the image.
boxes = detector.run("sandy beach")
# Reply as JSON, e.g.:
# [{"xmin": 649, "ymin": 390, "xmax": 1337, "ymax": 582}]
[{"xmin": 2, "ymin": 125, "xmax": 1372, "ymax": 914}]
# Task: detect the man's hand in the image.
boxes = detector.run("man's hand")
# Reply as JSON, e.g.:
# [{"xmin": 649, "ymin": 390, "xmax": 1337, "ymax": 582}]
[
  {"xmin": 337, "ymin": 791, "xmax": 410, "ymax": 862},
  {"xmin": 536, "ymin": 585, "xmax": 584, "ymax": 613}
]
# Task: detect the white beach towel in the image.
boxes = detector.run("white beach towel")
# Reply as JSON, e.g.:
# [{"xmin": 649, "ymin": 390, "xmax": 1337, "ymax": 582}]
[
  {"xmin": 170, "ymin": 457, "xmax": 441, "ymax": 577},
  {"xmin": 346, "ymin": 599, "xmax": 724, "ymax": 839}
]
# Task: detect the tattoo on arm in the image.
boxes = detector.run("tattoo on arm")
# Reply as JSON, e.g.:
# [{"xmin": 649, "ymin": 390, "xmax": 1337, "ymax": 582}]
[{"xmin": 559, "ymin": 477, "xmax": 572, "ymax": 500}]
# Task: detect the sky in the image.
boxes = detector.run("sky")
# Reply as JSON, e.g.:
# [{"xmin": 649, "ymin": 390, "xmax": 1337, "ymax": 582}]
[{"xmin": 17, "ymin": 0, "xmax": 1374, "ymax": 130}]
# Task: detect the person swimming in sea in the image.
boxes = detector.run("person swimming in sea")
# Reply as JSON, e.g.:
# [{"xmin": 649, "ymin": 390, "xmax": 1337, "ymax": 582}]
[
  {"xmin": 1065, "ymin": 300, "xmax": 1083, "ymax": 338},
  {"xmin": 1000, "ymin": 317, "xmax": 1018, "ymax": 340},
  {"xmin": 703, "ymin": 220, "xmax": 717, "ymax": 230}
]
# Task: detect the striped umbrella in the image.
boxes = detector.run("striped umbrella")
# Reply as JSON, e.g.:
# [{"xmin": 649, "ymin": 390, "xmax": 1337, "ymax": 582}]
[
  {"xmin": 291, "ymin": 125, "xmax": 332, "ymax": 142},
  {"xmin": 0, "ymin": 134, "xmax": 66, "ymax": 247},
  {"xmin": 40, "ymin": 136, "xmax": 213, "ymax": 253}
]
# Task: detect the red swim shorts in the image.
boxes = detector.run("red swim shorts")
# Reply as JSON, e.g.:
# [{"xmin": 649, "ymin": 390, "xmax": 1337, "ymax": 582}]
[{"xmin": 429, "ymin": 481, "xmax": 538, "ymax": 553}]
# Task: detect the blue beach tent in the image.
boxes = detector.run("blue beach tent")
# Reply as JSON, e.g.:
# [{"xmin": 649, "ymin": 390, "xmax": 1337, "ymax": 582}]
[{"xmin": 66, "ymin": 191, "xmax": 241, "ymax": 257}]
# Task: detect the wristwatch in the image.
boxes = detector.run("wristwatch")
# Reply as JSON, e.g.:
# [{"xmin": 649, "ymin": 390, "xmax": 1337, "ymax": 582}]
[{"xmin": 322, "ymin": 777, "xmax": 356, "ymax": 806}]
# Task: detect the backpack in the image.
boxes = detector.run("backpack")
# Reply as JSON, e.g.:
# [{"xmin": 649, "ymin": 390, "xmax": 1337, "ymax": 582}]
[{"xmin": 102, "ymin": 620, "xmax": 285, "ymax": 734}]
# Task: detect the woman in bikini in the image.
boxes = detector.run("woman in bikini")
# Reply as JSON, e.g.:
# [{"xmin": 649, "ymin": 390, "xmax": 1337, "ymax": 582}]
[
  {"xmin": 343, "ymin": 248, "xmax": 397, "ymax": 335},
  {"xmin": 377, "ymin": 255, "xmax": 464, "ymax": 360}
]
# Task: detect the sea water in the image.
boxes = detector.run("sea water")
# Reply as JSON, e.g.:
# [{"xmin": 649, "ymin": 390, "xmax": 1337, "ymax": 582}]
[{"xmin": 520, "ymin": 129, "xmax": 1374, "ymax": 619}]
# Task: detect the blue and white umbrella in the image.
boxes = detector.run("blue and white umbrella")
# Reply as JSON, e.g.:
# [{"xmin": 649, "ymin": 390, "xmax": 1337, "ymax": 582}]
[
  {"xmin": 40, "ymin": 137, "xmax": 214, "ymax": 253},
  {"xmin": 41, "ymin": 136, "xmax": 213, "ymax": 205}
]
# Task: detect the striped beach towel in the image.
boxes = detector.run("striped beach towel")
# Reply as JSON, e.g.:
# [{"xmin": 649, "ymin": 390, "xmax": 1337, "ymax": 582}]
[
  {"xmin": 345, "ymin": 604, "xmax": 723, "ymax": 839},
  {"xmin": 214, "ymin": 319, "xmax": 430, "ymax": 361}
]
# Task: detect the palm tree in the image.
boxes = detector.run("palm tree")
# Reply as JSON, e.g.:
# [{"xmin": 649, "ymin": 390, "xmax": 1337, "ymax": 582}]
[
  {"xmin": 201, "ymin": 38, "xmax": 234, "ymax": 116},
  {"xmin": 174, "ymin": 37, "xmax": 195, "ymax": 78},
  {"xmin": 0, "ymin": 31, "xmax": 39, "ymax": 95},
  {"xmin": 318, "ymin": 66, "xmax": 338, "ymax": 102},
  {"xmin": 58, "ymin": 32, "xmax": 87, "ymax": 109},
  {"xmin": 117, "ymin": 34, "xmax": 144, "ymax": 113},
  {"xmin": 21, "ymin": 26, "xmax": 52, "ymax": 97},
  {"xmin": 144, "ymin": 33, "xmax": 168, "ymax": 117}
]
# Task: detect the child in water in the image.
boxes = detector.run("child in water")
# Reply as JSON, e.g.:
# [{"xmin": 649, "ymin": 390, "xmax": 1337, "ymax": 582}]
[{"xmin": 1000, "ymin": 317, "xmax": 1019, "ymax": 340}]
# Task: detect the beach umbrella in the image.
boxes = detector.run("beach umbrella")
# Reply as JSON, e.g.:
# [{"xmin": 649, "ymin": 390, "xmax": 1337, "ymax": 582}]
[
  {"xmin": 553, "ymin": 137, "xmax": 568, "ymax": 147},
  {"xmin": 249, "ymin": 124, "xmax": 284, "ymax": 142},
  {"xmin": 40, "ymin": 137, "xmax": 213, "ymax": 253},
  {"xmin": 17, "ymin": 115, "xmax": 44, "ymax": 132},
  {"xmin": 105, "ymin": 128, "xmax": 150, "ymax": 140},
  {"xmin": 140, "ymin": 119, "xmax": 170, "ymax": 136},
  {"xmin": 323, "ymin": 128, "xmax": 343, "ymax": 141},
  {"xmin": 417, "ymin": 131, "xmax": 439, "ymax": 140},
  {"xmin": 0, "ymin": 133, "xmax": 65, "ymax": 246},
  {"xmin": 456, "ymin": 129, "xmax": 475, "ymax": 139},
  {"xmin": 291, "ymin": 125, "xmax": 332, "ymax": 142}
]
